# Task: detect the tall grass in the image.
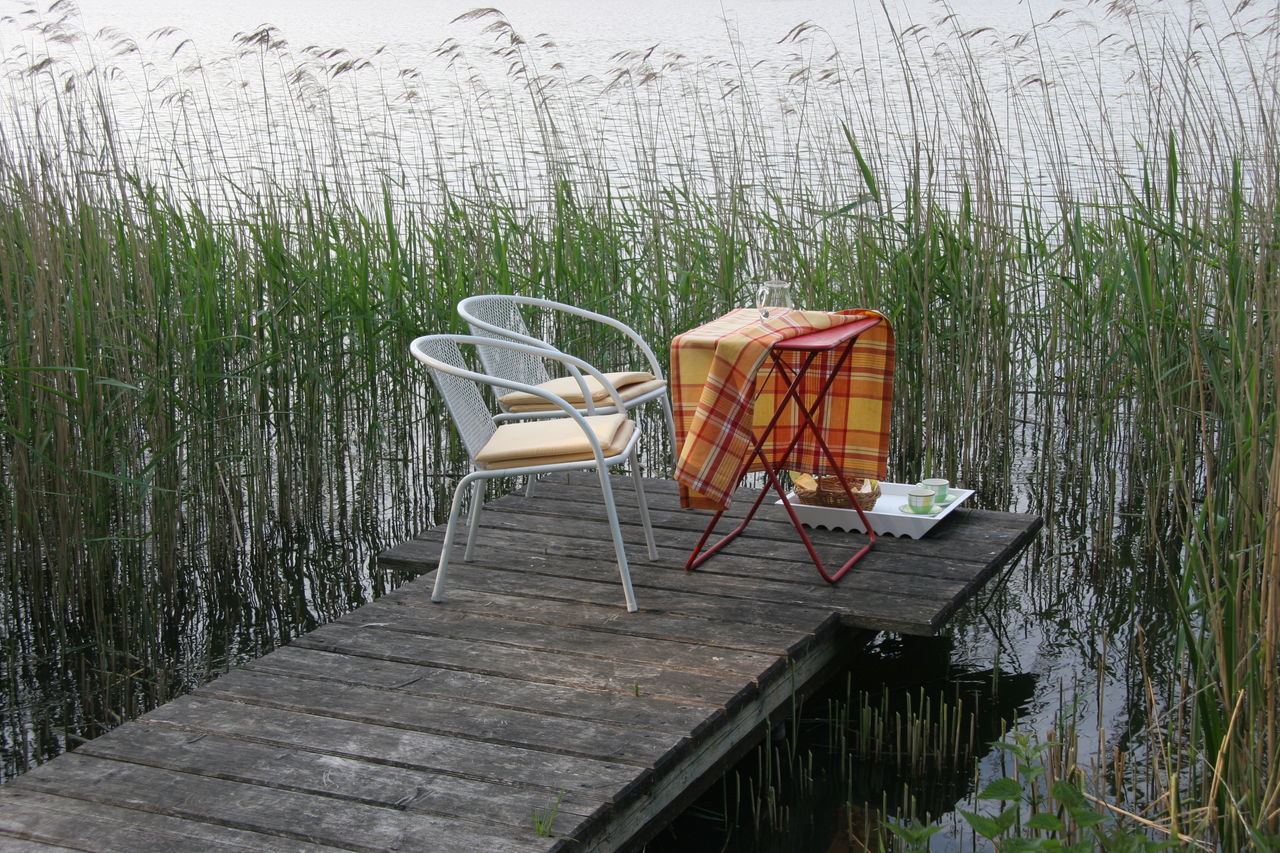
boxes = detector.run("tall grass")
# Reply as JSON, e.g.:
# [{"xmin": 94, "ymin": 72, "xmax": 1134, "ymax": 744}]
[{"xmin": 1, "ymin": 0, "xmax": 1277, "ymax": 847}]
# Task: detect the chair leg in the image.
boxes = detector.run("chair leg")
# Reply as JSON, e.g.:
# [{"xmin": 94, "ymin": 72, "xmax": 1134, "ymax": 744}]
[
  {"xmin": 631, "ymin": 462, "xmax": 658, "ymax": 561},
  {"xmin": 597, "ymin": 468, "xmax": 639, "ymax": 612},
  {"xmin": 463, "ymin": 478, "xmax": 485, "ymax": 561},
  {"xmin": 525, "ymin": 474, "xmax": 537, "ymax": 498},
  {"xmin": 433, "ymin": 476, "xmax": 475, "ymax": 603},
  {"xmin": 660, "ymin": 395, "xmax": 678, "ymax": 464}
]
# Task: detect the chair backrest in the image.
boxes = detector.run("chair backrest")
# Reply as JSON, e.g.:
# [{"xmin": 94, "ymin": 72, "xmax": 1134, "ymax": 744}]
[
  {"xmin": 455, "ymin": 295, "xmax": 552, "ymax": 387},
  {"xmin": 409, "ymin": 336, "xmax": 498, "ymax": 460},
  {"xmin": 410, "ymin": 334, "xmax": 629, "ymax": 460},
  {"xmin": 458, "ymin": 294, "xmax": 668, "ymax": 382}
]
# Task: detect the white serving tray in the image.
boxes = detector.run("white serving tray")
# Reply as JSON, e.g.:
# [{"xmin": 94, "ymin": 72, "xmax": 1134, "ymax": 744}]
[{"xmin": 775, "ymin": 481, "xmax": 973, "ymax": 539}]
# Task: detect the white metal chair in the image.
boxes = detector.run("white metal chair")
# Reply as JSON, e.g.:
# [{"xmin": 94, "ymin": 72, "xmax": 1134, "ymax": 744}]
[
  {"xmin": 409, "ymin": 333, "xmax": 659, "ymax": 612},
  {"xmin": 456, "ymin": 294, "xmax": 678, "ymax": 453}
]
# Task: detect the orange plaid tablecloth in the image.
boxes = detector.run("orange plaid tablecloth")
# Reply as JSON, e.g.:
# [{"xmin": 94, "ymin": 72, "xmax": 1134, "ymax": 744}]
[{"xmin": 671, "ymin": 308, "xmax": 894, "ymax": 510}]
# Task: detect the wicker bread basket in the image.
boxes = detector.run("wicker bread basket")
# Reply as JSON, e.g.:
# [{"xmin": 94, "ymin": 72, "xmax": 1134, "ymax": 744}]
[{"xmin": 791, "ymin": 473, "xmax": 880, "ymax": 510}]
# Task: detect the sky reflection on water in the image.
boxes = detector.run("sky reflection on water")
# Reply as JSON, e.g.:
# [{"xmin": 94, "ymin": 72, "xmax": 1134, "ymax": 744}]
[{"xmin": 11, "ymin": 0, "xmax": 1260, "ymax": 211}]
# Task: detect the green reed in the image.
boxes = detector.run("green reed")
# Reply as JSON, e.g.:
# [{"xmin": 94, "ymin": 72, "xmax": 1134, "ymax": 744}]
[
  {"xmin": 1, "ymin": 1, "xmax": 1277, "ymax": 846},
  {"xmin": 656, "ymin": 637, "xmax": 1021, "ymax": 852}
]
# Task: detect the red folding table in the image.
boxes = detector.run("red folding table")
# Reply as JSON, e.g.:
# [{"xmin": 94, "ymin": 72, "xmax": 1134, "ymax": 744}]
[{"xmin": 683, "ymin": 316, "xmax": 883, "ymax": 582}]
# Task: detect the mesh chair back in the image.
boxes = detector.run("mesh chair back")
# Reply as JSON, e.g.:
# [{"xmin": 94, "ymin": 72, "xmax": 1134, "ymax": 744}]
[
  {"xmin": 461, "ymin": 296, "xmax": 552, "ymax": 386},
  {"xmin": 413, "ymin": 337, "xmax": 497, "ymax": 460}
]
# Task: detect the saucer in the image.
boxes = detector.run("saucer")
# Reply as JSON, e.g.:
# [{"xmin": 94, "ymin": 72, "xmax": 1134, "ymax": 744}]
[
  {"xmin": 899, "ymin": 503, "xmax": 942, "ymax": 516},
  {"xmin": 936, "ymin": 493, "xmax": 957, "ymax": 505}
]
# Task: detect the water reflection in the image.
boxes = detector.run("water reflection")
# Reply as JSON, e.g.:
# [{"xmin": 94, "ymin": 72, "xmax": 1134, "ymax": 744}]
[
  {"xmin": 4, "ymin": 1, "xmax": 1260, "ymax": 214},
  {"xmin": 645, "ymin": 631, "xmax": 1038, "ymax": 851}
]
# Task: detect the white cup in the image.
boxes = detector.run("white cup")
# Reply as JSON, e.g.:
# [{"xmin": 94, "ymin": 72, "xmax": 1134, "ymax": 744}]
[
  {"xmin": 907, "ymin": 487, "xmax": 935, "ymax": 513},
  {"xmin": 919, "ymin": 478, "xmax": 950, "ymax": 503}
]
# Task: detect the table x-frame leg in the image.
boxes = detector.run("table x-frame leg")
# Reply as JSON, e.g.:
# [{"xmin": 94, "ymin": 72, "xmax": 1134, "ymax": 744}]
[{"xmin": 684, "ymin": 334, "xmax": 876, "ymax": 582}]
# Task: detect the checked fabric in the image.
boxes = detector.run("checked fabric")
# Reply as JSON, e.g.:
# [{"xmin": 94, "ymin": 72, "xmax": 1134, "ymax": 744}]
[{"xmin": 671, "ymin": 308, "xmax": 894, "ymax": 510}]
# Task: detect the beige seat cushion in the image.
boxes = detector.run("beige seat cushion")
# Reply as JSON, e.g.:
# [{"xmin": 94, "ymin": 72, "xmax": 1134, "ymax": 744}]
[
  {"xmin": 498, "ymin": 371, "xmax": 662, "ymax": 412},
  {"xmin": 474, "ymin": 414, "xmax": 636, "ymax": 470}
]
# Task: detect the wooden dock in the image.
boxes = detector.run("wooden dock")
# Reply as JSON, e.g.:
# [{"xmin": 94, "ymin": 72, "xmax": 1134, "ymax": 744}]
[{"xmin": 0, "ymin": 474, "xmax": 1040, "ymax": 852}]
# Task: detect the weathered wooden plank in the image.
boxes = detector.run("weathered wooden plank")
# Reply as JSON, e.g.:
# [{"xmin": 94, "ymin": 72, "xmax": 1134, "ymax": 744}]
[
  {"xmin": 500, "ymin": 480, "xmax": 1037, "ymax": 573},
  {"xmin": 396, "ymin": 533, "xmax": 953, "ymax": 635},
  {"xmin": 457, "ymin": 492, "xmax": 1004, "ymax": 580},
  {"xmin": 194, "ymin": 667, "xmax": 685, "ymax": 767},
  {"xmin": 11, "ymin": 754, "xmax": 541, "ymax": 853},
  {"xmin": 396, "ymin": 512, "xmax": 971, "ymax": 602},
  {"xmin": 474, "ymin": 499, "xmax": 1020, "ymax": 582},
  {"xmin": 659, "ymin": 542, "xmax": 983, "ymax": 599},
  {"xmin": 0, "ymin": 838, "xmax": 76, "ymax": 853},
  {"xmin": 380, "ymin": 581, "xmax": 817, "ymax": 657},
  {"xmin": 486, "ymin": 471, "xmax": 1034, "ymax": 537},
  {"xmin": 379, "ymin": 541, "xmax": 838, "ymax": 629},
  {"xmin": 497, "ymin": 526, "xmax": 975, "ymax": 601},
  {"xmin": 577, "ymin": 471, "xmax": 1016, "ymax": 511},
  {"xmin": 403, "ymin": 470, "xmax": 1034, "ymax": 553},
  {"xmin": 139, "ymin": 695, "xmax": 641, "ymax": 801},
  {"xmin": 465, "ymin": 491, "xmax": 1034, "ymax": 591},
  {"xmin": 0, "ymin": 788, "xmax": 340, "ymax": 853},
  {"xmin": 0, "ymin": 841, "xmax": 76, "ymax": 852},
  {"xmin": 290, "ymin": 622, "xmax": 758, "ymax": 709},
  {"xmin": 74, "ymin": 725, "xmax": 598, "ymax": 829},
  {"xmin": 245, "ymin": 645, "xmax": 716, "ymax": 735},
  {"xmin": 336, "ymin": 597, "xmax": 785, "ymax": 679},
  {"xmin": 512, "ymin": 474, "xmax": 953, "ymax": 526},
  {"xmin": 383, "ymin": 518, "xmax": 991, "ymax": 607},
  {"xmin": 0, "ymin": 839, "xmax": 77, "ymax": 853}
]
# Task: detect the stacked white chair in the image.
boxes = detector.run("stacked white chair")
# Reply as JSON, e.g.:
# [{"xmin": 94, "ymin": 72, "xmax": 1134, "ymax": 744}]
[
  {"xmin": 409, "ymin": 334, "xmax": 659, "ymax": 612},
  {"xmin": 456, "ymin": 295, "xmax": 677, "ymax": 453}
]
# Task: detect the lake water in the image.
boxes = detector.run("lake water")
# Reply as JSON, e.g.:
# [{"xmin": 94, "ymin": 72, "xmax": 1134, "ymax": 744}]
[
  {"xmin": 6, "ymin": 0, "xmax": 1261, "ymax": 210},
  {"xmin": 63, "ymin": 0, "xmax": 1060, "ymax": 69}
]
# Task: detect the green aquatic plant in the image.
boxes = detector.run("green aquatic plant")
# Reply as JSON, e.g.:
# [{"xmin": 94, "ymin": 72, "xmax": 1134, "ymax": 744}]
[
  {"xmin": 959, "ymin": 732, "xmax": 1181, "ymax": 852},
  {"xmin": 532, "ymin": 792, "xmax": 565, "ymax": 838}
]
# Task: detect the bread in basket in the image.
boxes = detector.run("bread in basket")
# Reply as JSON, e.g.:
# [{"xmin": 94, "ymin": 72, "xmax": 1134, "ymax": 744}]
[{"xmin": 790, "ymin": 472, "xmax": 880, "ymax": 510}]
